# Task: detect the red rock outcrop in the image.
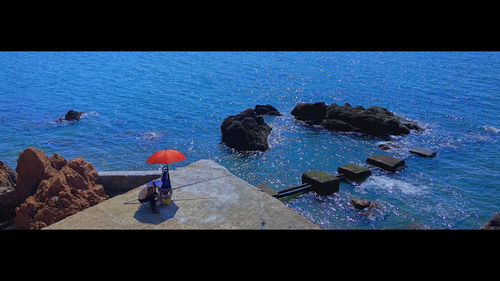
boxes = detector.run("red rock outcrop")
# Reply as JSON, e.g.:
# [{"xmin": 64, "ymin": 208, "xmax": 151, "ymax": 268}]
[
  {"xmin": 13, "ymin": 149, "xmax": 108, "ymax": 230},
  {"xmin": 14, "ymin": 148, "xmax": 58, "ymax": 200}
]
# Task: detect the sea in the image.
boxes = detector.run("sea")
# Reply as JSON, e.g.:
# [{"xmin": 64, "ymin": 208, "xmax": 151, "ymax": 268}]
[{"xmin": 0, "ymin": 51, "xmax": 498, "ymax": 229}]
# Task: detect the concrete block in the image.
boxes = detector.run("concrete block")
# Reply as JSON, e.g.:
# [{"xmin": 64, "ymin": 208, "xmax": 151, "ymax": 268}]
[
  {"xmin": 97, "ymin": 171, "xmax": 162, "ymax": 197},
  {"xmin": 338, "ymin": 164, "xmax": 372, "ymax": 181},
  {"xmin": 366, "ymin": 154, "xmax": 407, "ymax": 172},
  {"xmin": 409, "ymin": 147, "xmax": 437, "ymax": 157},
  {"xmin": 301, "ymin": 170, "xmax": 339, "ymax": 195}
]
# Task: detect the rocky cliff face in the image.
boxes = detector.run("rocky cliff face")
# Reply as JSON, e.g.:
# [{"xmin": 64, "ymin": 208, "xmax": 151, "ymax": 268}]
[{"xmin": 11, "ymin": 148, "xmax": 108, "ymax": 230}]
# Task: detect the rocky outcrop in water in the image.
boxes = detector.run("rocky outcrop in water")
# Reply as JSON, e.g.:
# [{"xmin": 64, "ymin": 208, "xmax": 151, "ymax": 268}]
[
  {"xmin": 221, "ymin": 108, "xmax": 272, "ymax": 151},
  {"xmin": 10, "ymin": 147, "xmax": 108, "ymax": 229},
  {"xmin": 56, "ymin": 110, "xmax": 84, "ymax": 122},
  {"xmin": 291, "ymin": 102, "xmax": 423, "ymax": 136},
  {"xmin": 253, "ymin": 104, "xmax": 282, "ymax": 116}
]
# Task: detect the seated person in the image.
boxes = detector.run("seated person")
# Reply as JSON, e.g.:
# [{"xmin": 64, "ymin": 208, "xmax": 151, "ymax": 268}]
[{"xmin": 138, "ymin": 182, "xmax": 160, "ymax": 213}]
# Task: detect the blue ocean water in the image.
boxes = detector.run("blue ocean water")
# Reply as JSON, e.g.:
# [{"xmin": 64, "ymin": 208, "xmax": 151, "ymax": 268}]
[{"xmin": 0, "ymin": 51, "xmax": 498, "ymax": 229}]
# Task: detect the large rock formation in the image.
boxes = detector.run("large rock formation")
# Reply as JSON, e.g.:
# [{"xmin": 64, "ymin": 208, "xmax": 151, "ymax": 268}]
[
  {"xmin": 291, "ymin": 102, "xmax": 423, "ymax": 136},
  {"xmin": 11, "ymin": 148, "xmax": 108, "ymax": 229},
  {"xmin": 221, "ymin": 108, "xmax": 272, "ymax": 151}
]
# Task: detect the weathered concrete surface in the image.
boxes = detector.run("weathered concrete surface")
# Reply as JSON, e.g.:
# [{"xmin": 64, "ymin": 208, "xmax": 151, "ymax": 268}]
[
  {"xmin": 366, "ymin": 154, "xmax": 407, "ymax": 172},
  {"xmin": 45, "ymin": 160, "xmax": 320, "ymax": 230},
  {"xmin": 97, "ymin": 170, "xmax": 162, "ymax": 197}
]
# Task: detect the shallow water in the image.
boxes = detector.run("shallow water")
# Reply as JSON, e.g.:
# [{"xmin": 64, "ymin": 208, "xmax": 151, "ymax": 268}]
[{"xmin": 0, "ymin": 51, "xmax": 498, "ymax": 229}]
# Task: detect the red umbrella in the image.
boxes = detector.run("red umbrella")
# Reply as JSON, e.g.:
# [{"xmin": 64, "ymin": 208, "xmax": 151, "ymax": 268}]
[
  {"xmin": 146, "ymin": 149, "xmax": 186, "ymax": 205},
  {"xmin": 146, "ymin": 149, "xmax": 186, "ymax": 165}
]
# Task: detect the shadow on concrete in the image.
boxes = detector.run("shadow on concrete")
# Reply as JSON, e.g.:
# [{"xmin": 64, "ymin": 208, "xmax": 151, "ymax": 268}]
[{"xmin": 133, "ymin": 202, "xmax": 179, "ymax": 225}]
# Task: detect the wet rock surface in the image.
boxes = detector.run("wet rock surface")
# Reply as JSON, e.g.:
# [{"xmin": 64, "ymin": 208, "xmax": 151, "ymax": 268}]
[
  {"xmin": 292, "ymin": 102, "xmax": 423, "ymax": 136},
  {"xmin": 350, "ymin": 198, "xmax": 382, "ymax": 210},
  {"xmin": 221, "ymin": 108, "xmax": 272, "ymax": 151},
  {"xmin": 377, "ymin": 142, "xmax": 401, "ymax": 151}
]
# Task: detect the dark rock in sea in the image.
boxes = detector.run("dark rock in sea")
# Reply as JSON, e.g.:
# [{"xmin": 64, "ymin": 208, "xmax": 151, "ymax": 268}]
[
  {"xmin": 320, "ymin": 119, "xmax": 356, "ymax": 132},
  {"xmin": 366, "ymin": 154, "xmax": 407, "ymax": 172},
  {"xmin": 338, "ymin": 164, "xmax": 372, "ymax": 181},
  {"xmin": 301, "ymin": 170, "xmax": 339, "ymax": 196},
  {"xmin": 221, "ymin": 108, "xmax": 272, "ymax": 151},
  {"xmin": 291, "ymin": 102, "xmax": 423, "ymax": 136},
  {"xmin": 409, "ymin": 147, "xmax": 437, "ymax": 158},
  {"xmin": 56, "ymin": 110, "xmax": 84, "ymax": 122},
  {"xmin": 480, "ymin": 212, "xmax": 500, "ymax": 230},
  {"xmin": 350, "ymin": 198, "xmax": 381, "ymax": 210},
  {"xmin": 291, "ymin": 102, "xmax": 327, "ymax": 125},
  {"xmin": 254, "ymin": 105, "xmax": 282, "ymax": 116}
]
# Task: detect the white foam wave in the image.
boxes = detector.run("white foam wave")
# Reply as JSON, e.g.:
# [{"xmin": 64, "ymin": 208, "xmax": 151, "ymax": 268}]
[
  {"xmin": 359, "ymin": 175, "xmax": 428, "ymax": 195},
  {"xmin": 484, "ymin": 126, "xmax": 499, "ymax": 134}
]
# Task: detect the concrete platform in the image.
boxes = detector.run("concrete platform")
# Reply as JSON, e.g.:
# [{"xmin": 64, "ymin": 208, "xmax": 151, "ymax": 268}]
[{"xmin": 45, "ymin": 160, "xmax": 320, "ymax": 230}]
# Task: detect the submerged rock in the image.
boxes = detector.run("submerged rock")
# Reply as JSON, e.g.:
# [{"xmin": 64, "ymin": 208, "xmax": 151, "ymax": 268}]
[
  {"xmin": 12, "ymin": 148, "xmax": 108, "ymax": 229},
  {"xmin": 56, "ymin": 110, "xmax": 84, "ymax": 122},
  {"xmin": 291, "ymin": 102, "xmax": 423, "ymax": 136},
  {"xmin": 377, "ymin": 142, "xmax": 401, "ymax": 151},
  {"xmin": 350, "ymin": 198, "xmax": 381, "ymax": 210},
  {"xmin": 221, "ymin": 108, "xmax": 272, "ymax": 151}
]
